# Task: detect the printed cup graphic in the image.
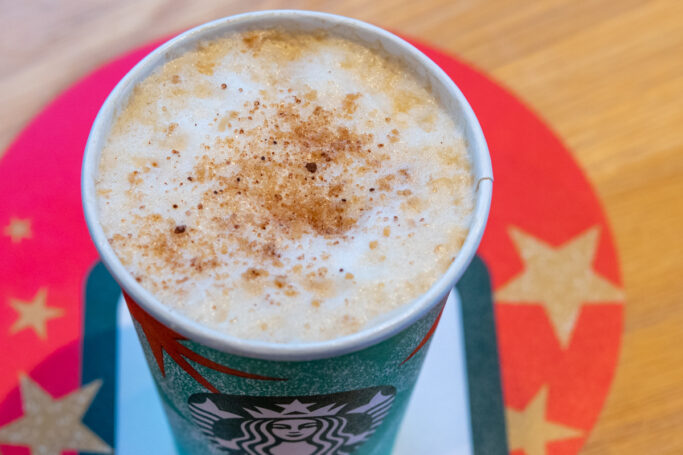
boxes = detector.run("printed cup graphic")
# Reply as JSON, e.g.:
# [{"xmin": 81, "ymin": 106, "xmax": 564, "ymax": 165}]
[
  {"xmin": 82, "ymin": 10, "xmax": 493, "ymax": 455},
  {"xmin": 188, "ymin": 387, "xmax": 395, "ymax": 454},
  {"xmin": 124, "ymin": 292, "xmax": 447, "ymax": 454}
]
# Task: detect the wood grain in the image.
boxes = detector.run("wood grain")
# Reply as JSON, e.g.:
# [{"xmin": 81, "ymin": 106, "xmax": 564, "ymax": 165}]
[{"xmin": 1, "ymin": 1, "xmax": 682, "ymax": 453}]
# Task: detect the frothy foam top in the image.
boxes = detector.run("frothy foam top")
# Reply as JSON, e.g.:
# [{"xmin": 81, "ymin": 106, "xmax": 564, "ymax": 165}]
[{"xmin": 96, "ymin": 29, "xmax": 475, "ymax": 342}]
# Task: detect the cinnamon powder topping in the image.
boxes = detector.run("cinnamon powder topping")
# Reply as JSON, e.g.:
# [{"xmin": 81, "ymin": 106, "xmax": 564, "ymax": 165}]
[{"xmin": 95, "ymin": 28, "xmax": 475, "ymax": 343}]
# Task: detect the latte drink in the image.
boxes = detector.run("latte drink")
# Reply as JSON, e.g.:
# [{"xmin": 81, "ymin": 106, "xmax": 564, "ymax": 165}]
[{"xmin": 95, "ymin": 28, "xmax": 475, "ymax": 343}]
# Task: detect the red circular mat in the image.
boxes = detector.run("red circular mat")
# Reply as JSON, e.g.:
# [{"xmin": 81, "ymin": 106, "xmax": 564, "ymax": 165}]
[{"xmin": 0, "ymin": 37, "xmax": 623, "ymax": 455}]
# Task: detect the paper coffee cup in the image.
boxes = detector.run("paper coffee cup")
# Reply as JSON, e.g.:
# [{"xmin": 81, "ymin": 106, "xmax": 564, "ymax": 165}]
[{"xmin": 82, "ymin": 10, "xmax": 493, "ymax": 454}]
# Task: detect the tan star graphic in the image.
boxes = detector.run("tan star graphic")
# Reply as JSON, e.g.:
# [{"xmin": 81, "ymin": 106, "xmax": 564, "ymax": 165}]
[
  {"xmin": 9, "ymin": 288, "xmax": 64, "ymax": 339},
  {"xmin": 495, "ymin": 226, "xmax": 623, "ymax": 346},
  {"xmin": 0, "ymin": 375, "xmax": 112, "ymax": 455},
  {"xmin": 506, "ymin": 386, "xmax": 582, "ymax": 455},
  {"xmin": 3, "ymin": 217, "xmax": 32, "ymax": 243}
]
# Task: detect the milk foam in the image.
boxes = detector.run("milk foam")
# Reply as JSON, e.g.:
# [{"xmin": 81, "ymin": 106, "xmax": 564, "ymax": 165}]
[{"xmin": 96, "ymin": 29, "xmax": 475, "ymax": 342}]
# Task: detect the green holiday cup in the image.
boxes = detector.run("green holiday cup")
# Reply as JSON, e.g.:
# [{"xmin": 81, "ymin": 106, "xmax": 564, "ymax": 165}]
[{"xmin": 82, "ymin": 10, "xmax": 493, "ymax": 455}]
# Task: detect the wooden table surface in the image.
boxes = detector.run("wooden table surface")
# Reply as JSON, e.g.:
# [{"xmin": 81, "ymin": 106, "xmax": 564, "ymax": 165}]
[{"xmin": 1, "ymin": 1, "xmax": 681, "ymax": 453}]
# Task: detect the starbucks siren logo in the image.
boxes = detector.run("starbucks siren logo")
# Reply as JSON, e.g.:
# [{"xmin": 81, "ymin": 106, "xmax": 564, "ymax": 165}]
[{"xmin": 188, "ymin": 386, "xmax": 396, "ymax": 454}]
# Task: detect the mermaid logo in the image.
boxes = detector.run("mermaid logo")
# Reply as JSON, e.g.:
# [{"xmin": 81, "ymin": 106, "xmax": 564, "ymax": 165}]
[{"xmin": 188, "ymin": 386, "xmax": 396, "ymax": 454}]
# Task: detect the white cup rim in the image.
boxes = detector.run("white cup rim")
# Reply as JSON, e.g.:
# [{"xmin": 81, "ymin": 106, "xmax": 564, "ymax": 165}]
[{"xmin": 81, "ymin": 10, "xmax": 493, "ymax": 361}]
